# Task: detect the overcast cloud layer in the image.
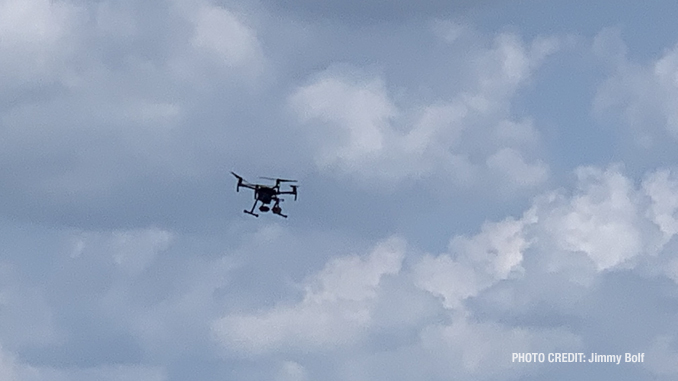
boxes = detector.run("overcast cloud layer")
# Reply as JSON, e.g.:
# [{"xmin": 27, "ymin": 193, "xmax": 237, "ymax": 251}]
[{"xmin": 3, "ymin": 0, "xmax": 678, "ymax": 380}]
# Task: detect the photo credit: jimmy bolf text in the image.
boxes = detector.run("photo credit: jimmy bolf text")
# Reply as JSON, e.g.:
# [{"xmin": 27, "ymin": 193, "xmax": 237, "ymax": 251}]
[{"xmin": 512, "ymin": 353, "xmax": 646, "ymax": 364}]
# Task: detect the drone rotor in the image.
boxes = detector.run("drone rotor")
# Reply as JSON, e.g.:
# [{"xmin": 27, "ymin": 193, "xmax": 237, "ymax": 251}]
[{"xmin": 260, "ymin": 176, "xmax": 297, "ymax": 183}]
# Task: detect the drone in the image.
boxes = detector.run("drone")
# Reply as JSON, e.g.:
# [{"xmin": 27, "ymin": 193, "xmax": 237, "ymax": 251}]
[{"xmin": 231, "ymin": 172, "xmax": 298, "ymax": 218}]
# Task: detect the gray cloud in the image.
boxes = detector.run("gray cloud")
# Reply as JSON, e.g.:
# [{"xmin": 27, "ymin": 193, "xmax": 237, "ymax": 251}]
[
  {"xmin": 3, "ymin": 0, "xmax": 678, "ymax": 380},
  {"xmin": 257, "ymin": 0, "xmax": 492, "ymax": 24}
]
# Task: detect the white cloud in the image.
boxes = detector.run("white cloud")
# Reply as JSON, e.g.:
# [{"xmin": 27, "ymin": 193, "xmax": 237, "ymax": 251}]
[
  {"xmin": 191, "ymin": 4, "xmax": 263, "ymax": 70},
  {"xmin": 4, "ymin": 3, "xmax": 678, "ymax": 380},
  {"xmin": 275, "ymin": 361, "xmax": 309, "ymax": 381},
  {"xmin": 0, "ymin": 264, "xmax": 61, "ymax": 349},
  {"xmin": 595, "ymin": 30, "xmax": 678, "ymax": 143},
  {"xmin": 289, "ymin": 33, "xmax": 557, "ymax": 192},
  {"xmin": 643, "ymin": 169, "xmax": 678, "ymax": 242},
  {"xmin": 473, "ymin": 34, "xmax": 559, "ymax": 97},
  {"xmin": 542, "ymin": 165, "xmax": 645, "ymax": 271},
  {"xmin": 208, "ymin": 165, "xmax": 678, "ymax": 379},
  {"xmin": 486, "ymin": 147, "xmax": 549, "ymax": 193},
  {"xmin": 166, "ymin": 0, "xmax": 266, "ymax": 82},
  {"xmin": 0, "ymin": 0, "xmax": 80, "ymax": 51},
  {"xmin": 212, "ymin": 237, "xmax": 406, "ymax": 354},
  {"xmin": 289, "ymin": 73, "xmax": 395, "ymax": 167},
  {"xmin": 431, "ymin": 20, "xmax": 466, "ymax": 43},
  {"xmin": 415, "ymin": 213, "xmax": 534, "ymax": 309},
  {"xmin": 0, "ymin": 344, "xmax": 23, "ymax": 381},
  {"xmin": 413, "ymin": 254, "xmax": 479, "ymax": 309},
  {"xmin": 72, "ymin": 227, "xmax": 172, "ymax": 275},
  {"xmin": 415, "ymin": 164, "xmax": 678, "ymax": 318},
  {"xmin": 0, "ymin": 0, "xmax": 83, "ymax": 87},
  {"xmin": 4, "ymin": 164, "xmax": 678, "ymax": 380},
  {"xmin": 0, "ymin": 347, "xmax": 167, "ymax": 381},
  {"xmin": 45, "ymin": 365, "xmax": 167, "ymax": 381},
  {"xmin": 2, "ymin": 341, "xmax": 168, "ymax": 381}
]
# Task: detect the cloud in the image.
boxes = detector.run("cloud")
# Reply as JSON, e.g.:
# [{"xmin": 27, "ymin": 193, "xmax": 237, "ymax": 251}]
[
  {"xmin": 289, "ymin": 33, "xmax": 558, "ymax": 193},
  {"xmin": 0, "ymin": 345, "xmax": 22, "ymax": 381},
  {"xmin": 289, "ymin": 71, "xmax": 396, "ymax": 168},
  {"xmin": 258, "ymin": 0, "xmax": 500, "ymax": 24},
  {"xmin": 0, "ymin": 0, "xmax": 273, "ymax": 230},
  {"xmin": 190, "ymin": 4, "xmax": 263, "ymax": 70},
  {"xmin": 71, "ymin": 227, "xmax": 173, "ymax": 275},
  {"xmin": 2, "ymin": 164, "xmax": 678, "ymax": 380},
  {"xmin": 486, "ymin": 148, "xmax": 549, "ymax": 193},
  {"xmin": 644, "ymin": 335, "xmax": 678, "ymax": 377},
  {"xmin": 275, "ymin": 361, "xmax": 309, "ymax": 381},
  {"xmin": 538, "ymin": 165, "xmax": 647, "ymax": 271},
  {"xmin": 0, "ymin": 342, "xmax": 166, "ymax": 381},
  {"xmin": 594, "ymin": 29, "xmax": 678, "ymax": 145},
  {"xmin": 209, "ymin": 164, "xmax": 678, "ymax": 380},
  {"xmin": 0, "ymin": 0, "xmax": 83, "ymax": 89},
  {"xmin": 414, "ymin": 212, "xmax": 533, "ymax": 309},
  {"xmin": 212, "ymin": 237, "xmax": 406, "ymax": 354},
  {"xmin": 4, "ymin": 3, "xmax": 678, "ymax": 380},
  {"xmin": 415, "ymin": 164, "xmax": 675, "ymax": 289},
  {"xmin": 0, "ymin": 265, "xmax": 61, "ymax": 349}
]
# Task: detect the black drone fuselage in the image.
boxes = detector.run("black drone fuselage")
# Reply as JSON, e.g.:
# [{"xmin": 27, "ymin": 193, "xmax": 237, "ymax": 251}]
[
  {"xmin": 231, "ymin": 172, "xmax": 297, "ymax": 218},
  {"xmin": 255, "ymin": 187, "xmax": 276, "ymax": 204}
]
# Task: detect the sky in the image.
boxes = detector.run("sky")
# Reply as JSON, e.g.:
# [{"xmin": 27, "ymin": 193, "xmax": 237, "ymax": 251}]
[{"xmin": 2, "ymin": 0, "xmax": 678, "ymax": 380}]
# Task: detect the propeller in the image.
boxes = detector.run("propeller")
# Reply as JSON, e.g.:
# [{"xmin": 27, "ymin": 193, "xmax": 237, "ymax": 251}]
[{"xmin": 260, "ymin": 176, "xmax": 297, "ymax": 183}]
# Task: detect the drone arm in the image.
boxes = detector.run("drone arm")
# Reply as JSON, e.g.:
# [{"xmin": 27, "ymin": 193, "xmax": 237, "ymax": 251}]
[{"xmin": 278, "ymin": 189, "xmax": 298, "ymax": 200}]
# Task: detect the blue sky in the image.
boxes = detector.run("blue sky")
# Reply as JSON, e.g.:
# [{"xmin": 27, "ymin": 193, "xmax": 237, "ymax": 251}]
[{"xmin": 2, "ymin": 0, "xmax": 678, "ymax": 380}]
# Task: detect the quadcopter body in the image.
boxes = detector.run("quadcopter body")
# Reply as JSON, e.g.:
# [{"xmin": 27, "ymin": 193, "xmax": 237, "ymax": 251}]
[{"xmin": 231, "ymin": 172, "xmax": 298, "ymax": 218}]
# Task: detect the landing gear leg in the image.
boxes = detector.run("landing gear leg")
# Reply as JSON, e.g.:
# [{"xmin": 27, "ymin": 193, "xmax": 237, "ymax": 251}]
[{"xmin": 244, "ymin": 200, "xmax": 259, "ymax": 217}]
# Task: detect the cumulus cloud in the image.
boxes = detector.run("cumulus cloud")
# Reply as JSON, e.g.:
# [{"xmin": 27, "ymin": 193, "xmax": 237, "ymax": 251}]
[
  {"xmin": 0, "ymin": 0, "xmax": 273, "ymax": 230},
  {"xmin": 190, "ymin": 4, "xmax": 263, "ymax": 70},
  {"xmin": 643, "ymin": 168, "xmax": 678, "ymax": 243},
  {"xmin": 2, "ymin": 164, "xmax": 678, "ymax": 380},
  {"xmin": 539, "ymin": 165, "xmax": 647, "ymax": 271},
  {"xmin": 414, "ymin": 213, "xmax": 533, "ymax": 309},
  {"xmin": 212, "ymin": 237, "xmax": 406, "ymax": 354},
  {"xmin": 258, "ymin": 0, "xmax": 500, "ymax": 23},
  {"xmin": 289, "ymin": 72, "xmax": 396, "ymax": 168},
  {"xmin": 4, "ymin": 2, "xmax": 678, "ymax": 380},
  {"xmin": 71, "ymin": 227, "xmax": 173, "ymax": 274},
  {"xmin": 209, "ymin": 164, "xmax": 678, "ymax": 380},
  {"xmin": 289, "ymin": 33, "xmax": 558, "ymax": 192},
  {"xmin": 275, "ymin": 361, "xmax": 309, "ymax": 381},
  {"xmin": 0, "ymin": 267, "xmax": 61, "ymax": 349},
  {"xmin": 417, "ymin": 164, "xmax": 678, "ymax": 312},
  {"xmin": 594, "ymin": 29, "xmax": 678, "ymax": 145},
  {"xmin": 0, "ymin": 345, "xmax": 20, "ymax": 381},
  {"xmin": 0, "ymin": 0, "xmax": 83, "ymax": 89},
  {"xmin": 0, "ymin": 343, "xmax": 167, "ymax": 381}
]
